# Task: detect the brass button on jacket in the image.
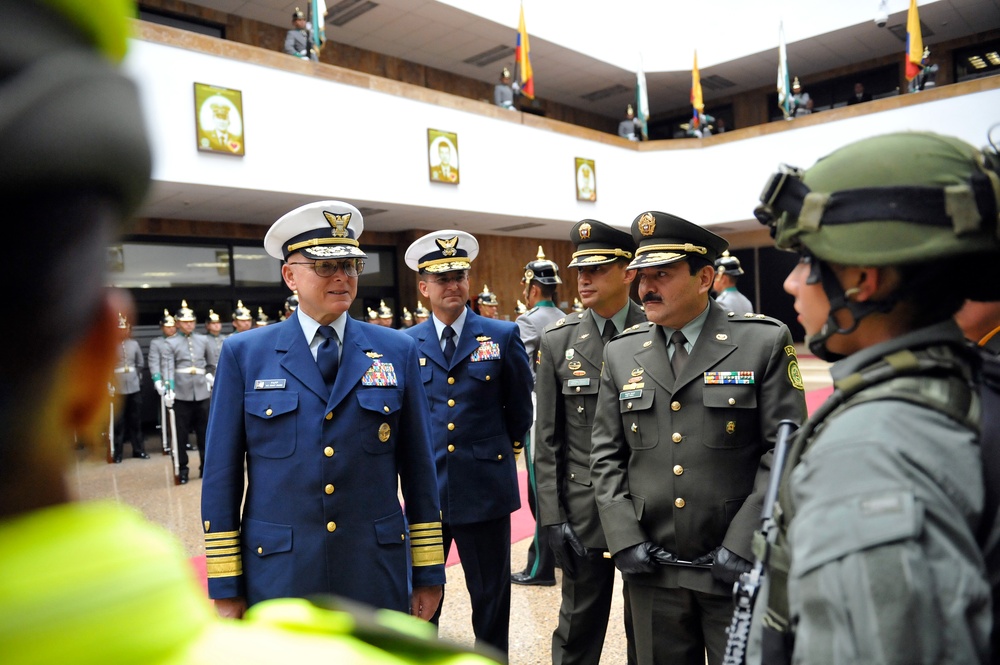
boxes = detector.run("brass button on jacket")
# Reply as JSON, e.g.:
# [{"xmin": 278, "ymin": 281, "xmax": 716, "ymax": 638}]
[
  {"xmin": 671, "ymin": 432, "xmax": 682, "ymax": 443},
  {"xmin": 674, "ymin": 498, "xmax": 686, "ymax": 508}
]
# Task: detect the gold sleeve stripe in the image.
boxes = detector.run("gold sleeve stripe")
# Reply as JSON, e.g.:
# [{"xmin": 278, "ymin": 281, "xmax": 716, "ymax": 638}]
[
  {"xmin": 205, "ymin": 530, "xmax": 240, "ymax": 540},
  {"xmin": 411, "ymin": 545, "xmax": 445, "ymax": 567},
  {"xmin": 411, "ymin": 538, "xmax": 443, "ymax": 548},
  {"xmin": 408, "ymin": 522, "xmax": 442, "ymax": 532},
  {"xmin": 205, "ymin": 537, "xmax": 239, "ymax": 548},
  {"xmin": 205, "ymin": 556, "xmax": 243, "ymax": 578},
  {"xmin": 206, "ymin": 546, "xmax": 240, "ymax": 556},
  {"xmin": 409, "ymin": 526, "xmax": 442, "ymax": 536}
]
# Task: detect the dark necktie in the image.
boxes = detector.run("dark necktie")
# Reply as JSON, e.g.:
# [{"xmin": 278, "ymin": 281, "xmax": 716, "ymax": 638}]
[
  {"xmin": 316, "ymin": 326, "xmax": 339, "ymax": 387},
  {"xmin": 442, "ymin": 325, "xmax": 456, "ymax": 363},
  {"xmin": 670, "ymin": 331, "xmax": 689, "ymax": 379},
  {"xmin": 601, "ymin": 319, "xmax": 617, "ymax": 346}
]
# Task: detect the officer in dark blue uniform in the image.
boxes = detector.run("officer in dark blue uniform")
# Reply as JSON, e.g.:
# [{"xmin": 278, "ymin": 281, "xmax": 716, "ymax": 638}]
[
  {"xmin": 201, "ymin": 201, "xmax": 445, "ymax": 622},
  {"xmin": 403, "ymin": 230, "xmax": 534, "ymax": 657}
]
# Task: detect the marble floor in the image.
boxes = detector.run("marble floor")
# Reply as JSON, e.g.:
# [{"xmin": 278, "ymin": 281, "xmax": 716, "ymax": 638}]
[{"xmin": 68, "ymin": 350, "xmax": 831, "ymax": 664}]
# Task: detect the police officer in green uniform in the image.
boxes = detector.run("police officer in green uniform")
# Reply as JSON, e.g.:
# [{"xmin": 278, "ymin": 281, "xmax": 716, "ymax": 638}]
[
  {"xmin": 0, "ymin": 2, "xmax": 498, "ymax": 663},
  {"xmin": 589, "ymin": 211, "xmax": 807, "ymax": 665},
  {"xmin": 513, "ymin": 246, "xmax": 567, "ymax": 586},
  {"xmin": 534, "ymin": 220, "xmax": 645, "ymax": 664},
  {"xmin": 746, "ymin": 131, "xmax": 1000, "ymax": 665}
]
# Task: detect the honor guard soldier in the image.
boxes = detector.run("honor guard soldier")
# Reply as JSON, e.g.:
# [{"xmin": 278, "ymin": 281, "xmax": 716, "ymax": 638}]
[
  {"xmin": 534, "ymin": 220, "xmax": 646, "ymax": 665},
  {"xmin": 367, "ymin": 307, "xmax": 379, "ymax": 324},
  {"xmin": 0, "ymin": 3, "xmax": 498, "ymax": 661},
  {"xmin": 281, "ymin": 292, "xmax": 299, "ymax": 321},
  {"xmin": 165, "ymin": 300, "xmax": 215, "ymax": 483},
  {"xmin": 403, "ymin": 230, "xmax": 534, "ymax": 656},
  {"xmin": 589, "ymin": 211, "xmax": 807, "ymax": 665},
  {"xmin": 255, "ymin": 307, "xmax": 271, "ymax": 327},
  {"xmin": 477, "ymin": 284, "xmax": 501, "ymax": 319},
  {"xmin": 149, "ymin": 309, "xmax": 176, "ymax": 395},
  {"xmin": 399, "ymin": 307, "xmax": 414, "ymax": 329},
  {"xmin": 204, "ymin": 309, "xmax": 226, "ymax": 367},
  {"xmin": 376, "ymin": 300, "xmax": 394, "ymax": 327},
  {"xmin": 283, "ymin": 8, "xmax": 317, "ymax": 62},
  {"xmin": 713, "ymin": 251, "xmax": 753, "ymax": 316},
  {"xmin": 232, "ymin": 300, "xmax": 253, "ymax": 333},
  {"xmin": 513, "ymin": 246, "xmax": 566, "ymax": 587},
  {"xmin": 414, "ymin": 301, "xmax": 430, "ymax": 325},
  {"xmin": 202, "ymin": 201, "xmax": 445, "ymax": 622},
  {"xmin": 112, "ymin": 314, "xmax": 147, "ymax": 462},
  {"xmin": 746, "ymin": 132, "xmax": 1000, "ymax": 665}
]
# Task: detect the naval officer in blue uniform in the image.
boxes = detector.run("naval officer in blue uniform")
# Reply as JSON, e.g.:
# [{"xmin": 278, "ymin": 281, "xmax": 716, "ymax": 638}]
[
  {"xmin": 201, "ymin": 201, "xmax": 445, "ymax": 622},
  {"xmin": 403, "ymin": 230, "xmax": 534, "ymax": 657}
]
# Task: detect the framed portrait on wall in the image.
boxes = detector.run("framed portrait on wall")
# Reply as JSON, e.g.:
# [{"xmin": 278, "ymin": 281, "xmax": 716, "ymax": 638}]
[
  {"xmin": 195, "ymin": 82, "xmax": 245, "ymax": 156},
  {"xmin": 428, "ymin": 129, "xmax": 459, "ymax": 184},
  {"xmin": 575, "ymin": 157, "xmax": 596, "ymax": 201}
]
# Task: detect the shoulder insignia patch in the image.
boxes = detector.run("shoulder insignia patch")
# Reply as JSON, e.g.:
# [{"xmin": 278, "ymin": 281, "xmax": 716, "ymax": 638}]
[{"xmin": 788, "ymin": 359, "xmax": 805, "ymax": 390}]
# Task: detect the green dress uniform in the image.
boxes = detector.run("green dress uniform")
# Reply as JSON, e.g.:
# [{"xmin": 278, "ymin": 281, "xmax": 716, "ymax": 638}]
[
  {"xmin": 591, "ymin": 302, "xmax": 806, "ymax": 664},
  {"xmin": 535, "ymin": 301, "xmax": 646, "ymax": 664}
]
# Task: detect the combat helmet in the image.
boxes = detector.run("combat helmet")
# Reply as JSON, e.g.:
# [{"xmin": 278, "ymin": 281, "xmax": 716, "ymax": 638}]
[{"xmin": 755, "ymin": 130, "xmax": 1000, "ymax": 358}]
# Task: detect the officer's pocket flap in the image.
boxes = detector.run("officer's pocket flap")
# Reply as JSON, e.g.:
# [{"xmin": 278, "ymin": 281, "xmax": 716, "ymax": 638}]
[
  {"xmin": 791, "ymin": 489, "xmax": 922, "ymax": 576},
  {"xmin": 567, "ymin": 462, "xmax": 591, "ymax": 487},
  {"xmin": 244, "ymin": 518, "xmax": 292, "ymax": 558},
  {"xmin": 619, "ymin": 388, "xmax": 655, "ymax": 413},
  {"xmin": 703, "ymin": 384, "xmax": 757, "ymax": 409},
  {"xmin": 374, "ymin": 511, "xmax": 407, "ymax": 546},
  {"xmin": 357, "ymin": 389, "xmax": 402, "ymax": 414},
  {"xmin": 562, "ymin": 379, "xmax": 599, "ymax": 396},
  {"xmin": 245, "ymin": 392, "xmax": 298, "ymax": 420}
]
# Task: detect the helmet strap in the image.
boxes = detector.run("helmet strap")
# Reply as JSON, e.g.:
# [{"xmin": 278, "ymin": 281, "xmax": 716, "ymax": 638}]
[{"xmin": 807, "ymin": 260, "xmax": 897, "ymax": 362}]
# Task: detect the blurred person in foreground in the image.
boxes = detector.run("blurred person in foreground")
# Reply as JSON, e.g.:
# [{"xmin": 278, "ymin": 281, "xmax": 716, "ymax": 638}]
[{"xmin": 0, "ymin": 2, "xmax": 498, "ymax": 663}]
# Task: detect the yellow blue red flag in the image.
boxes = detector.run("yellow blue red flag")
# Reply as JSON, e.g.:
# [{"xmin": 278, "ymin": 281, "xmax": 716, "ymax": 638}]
[
  {"xmin": 515, "ymin": 4, "xmax": 534, "ymax": 99},
  {"xmin": 905, "ymin": 0, "xmax": 923, "ymax": 81}
]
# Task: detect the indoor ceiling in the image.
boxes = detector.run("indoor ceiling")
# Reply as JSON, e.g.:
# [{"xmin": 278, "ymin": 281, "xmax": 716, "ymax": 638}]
[{"xmin": 137, "ymin": 0, "xmax": 1000, "ymax": 239}]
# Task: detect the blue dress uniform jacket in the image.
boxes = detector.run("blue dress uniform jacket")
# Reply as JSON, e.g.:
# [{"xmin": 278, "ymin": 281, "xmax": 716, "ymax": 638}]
[
  {"xmin": 201, "ymin": 314, "xmax": 445, "ymax": 612},
  {"xmin": 405, "ymin": 308, "xmax": 534, "ymax": 525}
]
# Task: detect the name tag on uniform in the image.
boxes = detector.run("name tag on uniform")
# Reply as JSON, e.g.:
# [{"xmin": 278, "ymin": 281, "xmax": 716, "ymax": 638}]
[
  {"xmin": 704, "ymin": 371, "xmax": 755, "ymax": 385},
  {"xmin": 254, "ymin": 379, "xmax": 286, "ymax": 390},
  {"xmin": 471, "ymin": 341, "xmax": 501, "ymax": 362},
  {"xmin": 619, "ymin": 389, "xmax": 642, "ymax": 400},
  {"xmin": 567, "ymin": 378, "xmax": 591, "ymax": 387},
  {"xmin": 362, "ymin": 361, "xmax": 398, "ymax": 386}
]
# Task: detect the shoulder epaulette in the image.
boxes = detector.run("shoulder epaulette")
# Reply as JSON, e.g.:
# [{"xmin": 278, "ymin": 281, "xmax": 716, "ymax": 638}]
[
  {"xmin": 728, "ymin": 312, "xmax": 782, "ymax": 326},
  {"xmin": 545, "ymin": 314, "xmax": 581, "ymax": 334},
  {"xmin": 620, "ymin": 321, "xmax": 655, "ymax": 336}
]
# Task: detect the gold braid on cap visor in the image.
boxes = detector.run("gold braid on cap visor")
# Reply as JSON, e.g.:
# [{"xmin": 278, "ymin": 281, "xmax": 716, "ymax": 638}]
[
  {"xmin": 287, "ymin": 236, "xmax": 360, "ymax": 252},
  {"xmin": 418, "ymin": 257, "xmax": 471, "ymax": 272},
  {"xmin": 571, "ymin": 248, "xmax": 634, "ymax": 260},
  {"xmin": 635, "ymin": 243, "xmax": 708, "ymax": 256}
]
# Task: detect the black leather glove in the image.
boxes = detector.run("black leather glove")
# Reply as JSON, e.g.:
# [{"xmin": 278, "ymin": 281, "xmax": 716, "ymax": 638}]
[
  {"xmin": 711, "ymin": 546, "xmax": 753, "ymax": 586},
  {"xmin": 612, "ymin": 541, "xmax": 660, "ymax": 575},
  {"xmin": 547, "ymin": 522, "xmax": 586, "ymax": 579}
]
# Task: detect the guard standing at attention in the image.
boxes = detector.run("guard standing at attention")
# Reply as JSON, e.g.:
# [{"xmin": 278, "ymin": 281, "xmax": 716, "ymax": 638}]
[
  {"xmin": 202, "ymin": 200, "xmax": 445, "ymax": 622},
  {"xmin": 283, "ymin": 8, "xmax": 317, "ymax": 62},
  {"xmin": 712, "ymin": 251, "xmax": 753, "ymax": 316},
  {"xmin": 232, "ymin": 300, "xmax": 253, "ymax": 333},
  {"xmin": 746, "ymin": 131, "xmax": 1000, "ymax": 665},
  {"xmin": 534, "ymin": 220, "xmax": 645, "ymax": 665},
  {"xmin": 589, "ymin": 211, "xmax": 807, "ymax": 665},
  {"xmin": 112, "ymin": 313, "xmax": 147, "ymax": 462},
  {"xmin": 165, "ymin": 300, "xmax": 215, "ymax": 483},
  {"xmin": 205, "ymin": 309, "xmax": 226, "ymax": 367},
  {"xmin": 403, "ymin": 230, "xmax": 534, "ymax": 656},
  {"xmin": 513, "ymin": 246, "xmax": 566, "ymax": 587},
  {"xmin": 477, "ymin": 284, "xmax": 501, "ymax": 320}
]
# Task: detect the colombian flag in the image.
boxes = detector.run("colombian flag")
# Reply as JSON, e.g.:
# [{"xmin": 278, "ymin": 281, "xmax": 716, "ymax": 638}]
[
  {"xmin": 691, "ymin": 50, "xmax": 704, "ymax": 128},
  {"xmin": 515, "ymin": 4, "xmax": 534, "ymax": 99},
  {"xmin": 905, "ymin": 0, "xmax": 923, "ymax": 81}
]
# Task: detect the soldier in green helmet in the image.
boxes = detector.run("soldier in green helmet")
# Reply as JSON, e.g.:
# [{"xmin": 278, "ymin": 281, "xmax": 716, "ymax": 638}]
[{"xmin": 746, "ymin": 131, "xmax": 1000, "ymax": 664}]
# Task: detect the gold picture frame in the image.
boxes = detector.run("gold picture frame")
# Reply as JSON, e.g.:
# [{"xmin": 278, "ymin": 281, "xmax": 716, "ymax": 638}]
[
  {"xmin": 428, "ymin": 129, "xmax": 460, "ymax": 184},
  {"xmin": 195, "ymin": 82, "xmax": 245, "ymax": 156},
  {"xmin": 575, "ymin": 157, "xmax": 596, "ymax": 202}
]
